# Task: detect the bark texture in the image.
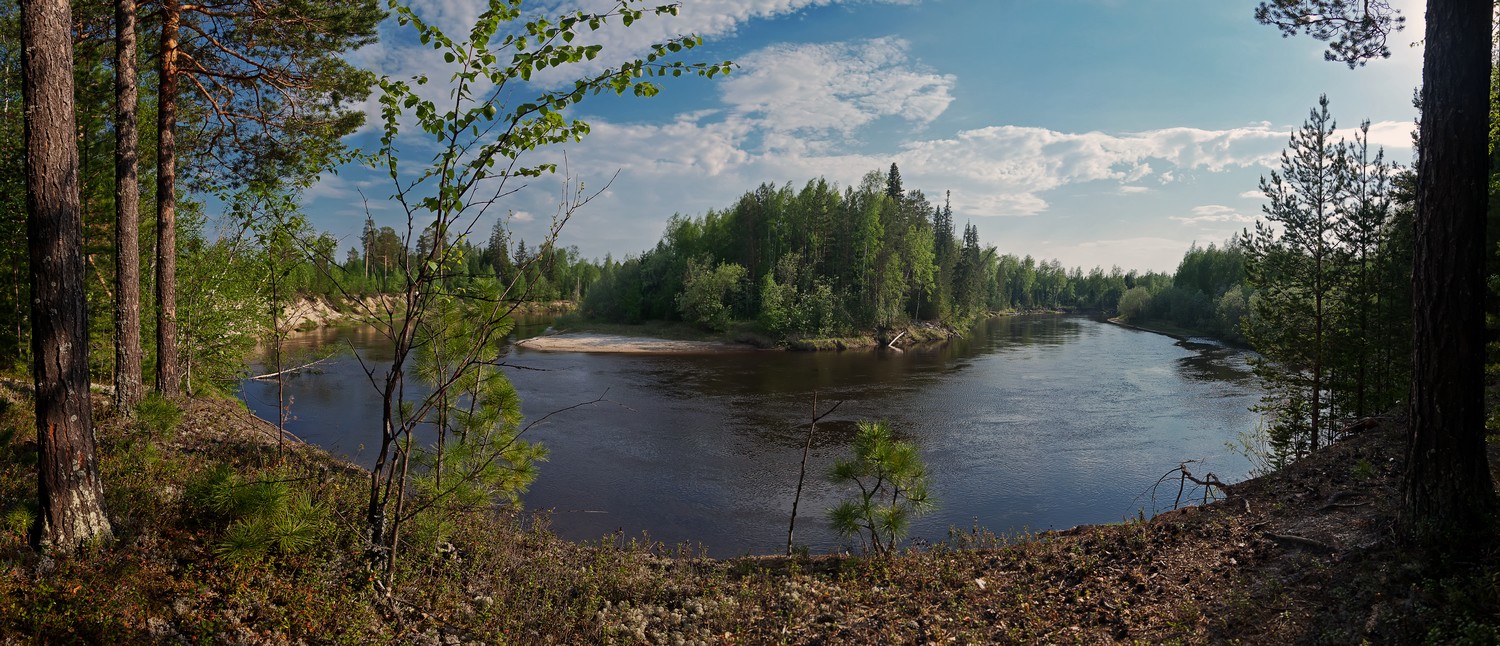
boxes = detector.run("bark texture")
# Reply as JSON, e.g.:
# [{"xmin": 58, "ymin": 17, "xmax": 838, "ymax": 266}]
[
  {"xmin": 155, "ymin": 0, "xmax": 181, "ymax": 395},
  {"xmin": 22, "ymin": 0, "xmax": 114, "ymax": 552},
  {"xmin": 1403, "ymin": 0, "xmax": 1496, "ymax": 540},
  {"xmin": 114, "ymin": 0, "xmax": 143, "ymax": 411}
]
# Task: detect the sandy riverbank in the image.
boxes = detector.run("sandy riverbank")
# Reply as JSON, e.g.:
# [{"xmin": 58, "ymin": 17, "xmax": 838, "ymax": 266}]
[{"xmin": 515, "ymin": 332, "xmax": 759, "ymax": 354}]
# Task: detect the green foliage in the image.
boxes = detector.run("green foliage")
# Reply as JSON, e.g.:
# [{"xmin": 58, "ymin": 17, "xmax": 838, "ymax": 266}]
[
  {"xmin": 582, "ymin": 169, "xmax": 1140, "ymax": 340},
  {"xmin": 175, "ymin": 209, "xmax": 264, "ymax": 394},
  {"xmin": 827, "ymin": 421, "xmax": 934, "ymax": 556},
  {"xmin": 759, "ymin": 254, "xmax": 840, "ymax": 339},
  {"xmin": 406, "ymin": 286, "xmax": 547, "ymax": 544},
  {"xmin": 2, "ymin": 504, "xmax": 34, "ymax": 540},
  {"xmin": 358, "ymin": 0, "xmax": 731, "ymax": 584},
  {"xmin": 1116, "ymin": 286, "xmax": 1153, "ymax": 322},
  {"xmin": 1242, "ymin": 97, "xmax": 1410, "ymax": 461},
  {"xmin": 677, "ymin": 259, "xmax": 746, "ymax": 332},
  {"xmin": 134, "ymin": 393, "xmax": 183, "ymax": 440},
  {"xmin": 186, "ymin": 465, "xmax": 332, "ymax": 565}
]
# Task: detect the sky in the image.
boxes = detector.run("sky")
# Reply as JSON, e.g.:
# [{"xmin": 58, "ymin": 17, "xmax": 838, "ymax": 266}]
[{"xmin": 293, "ymin": 0, "xmax": 1428, "ymax": 274}]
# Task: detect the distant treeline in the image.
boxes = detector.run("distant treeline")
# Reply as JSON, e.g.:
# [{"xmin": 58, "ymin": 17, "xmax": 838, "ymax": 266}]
[
  {"xmin": 581, "ymin": 164, "xmax": 1174, "ymax": 338},
  {"xmin": 337, "ymin": 217, "xmax": 603, "ymax": 304}
]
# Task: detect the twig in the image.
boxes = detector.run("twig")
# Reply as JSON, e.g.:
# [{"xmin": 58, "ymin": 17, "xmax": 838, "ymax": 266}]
[{"xmin": 787, "ymin": 392, "xmax": 845, "ymax": 556}]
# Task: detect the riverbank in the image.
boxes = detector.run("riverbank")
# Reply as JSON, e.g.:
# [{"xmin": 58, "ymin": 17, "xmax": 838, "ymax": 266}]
[
  {"xmin": 540, "ymin": 309, "xmax": 1063, "ymax": 354},
  {"xmin": 1108, "ymin": 315, "xmax": 1249, "ymax": 347},
  {"xmin": 278, "ymin": 294, "xmax": 576, "ymax": 331},
  {"xmin": 1, "ymin": 387, "xmax": 1492, "ymax": 642},
  {"xmin": 516, "ymin": 332, "xmax": 760, "ymax": 354}
]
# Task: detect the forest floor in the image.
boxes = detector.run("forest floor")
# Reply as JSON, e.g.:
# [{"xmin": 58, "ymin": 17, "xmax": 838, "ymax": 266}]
[{"xmin": 0, "ymin": 388, "xmax": 1496, "ymax": 643}]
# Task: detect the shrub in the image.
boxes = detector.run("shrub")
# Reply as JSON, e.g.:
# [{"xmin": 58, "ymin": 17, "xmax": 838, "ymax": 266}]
[{"xmin": 827, "ymin": 421, "xmax": 934, "ymax": 556}]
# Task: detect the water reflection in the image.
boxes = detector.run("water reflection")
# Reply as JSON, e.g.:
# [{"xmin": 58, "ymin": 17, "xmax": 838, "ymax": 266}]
[{"xmin": 240, "ymin": 314, "xmax": 1262, "ymax": 556}]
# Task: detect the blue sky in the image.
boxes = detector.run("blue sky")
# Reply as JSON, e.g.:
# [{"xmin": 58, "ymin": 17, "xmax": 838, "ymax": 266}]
[{"xmin": 297, "ymin": 0, "xmax": 1425, "ymax": 273}]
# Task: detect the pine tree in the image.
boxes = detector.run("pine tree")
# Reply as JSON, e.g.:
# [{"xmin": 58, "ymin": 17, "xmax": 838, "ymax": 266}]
[
  {"xmin": 1244, "ymin": 95, "xmax": 1346, "ymax": 456},
  {"xmin": 112, "ymin": 0, "xmax": 143, "ymax": 411},
  {"xmin": 22, "ymin": 0, "xmax": 113, "ymax": 551}
]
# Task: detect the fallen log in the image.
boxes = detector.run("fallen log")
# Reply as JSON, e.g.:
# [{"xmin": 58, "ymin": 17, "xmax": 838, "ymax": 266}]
[{"xmin": 250, "ymin": 357, "xmax": 329, "ymax": 380}]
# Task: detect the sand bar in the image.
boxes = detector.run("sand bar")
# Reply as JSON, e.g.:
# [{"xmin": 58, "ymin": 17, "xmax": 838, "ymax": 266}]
[{"xmin": 515, "ymin": 332, "xmax": 756, "ymax": 354}]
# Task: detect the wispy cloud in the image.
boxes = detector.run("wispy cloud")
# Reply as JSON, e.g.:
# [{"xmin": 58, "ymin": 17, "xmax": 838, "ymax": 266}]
[
  {"xmin": 536, "ymin": 0, "xmax": 920, "ymax": 66},
  {"xmin": 1172, "ymin": 204, "xmax": 1256, "ymax": 226}
]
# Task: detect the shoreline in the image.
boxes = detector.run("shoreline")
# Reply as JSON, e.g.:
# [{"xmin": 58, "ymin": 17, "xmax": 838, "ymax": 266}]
[
  {"xmin": 515, "ymin": 332, "xmax": 761, "ymax": 354},
  {"xmin": 537, "ymin": 310, "xmax": 1077, "ymax": 355}
]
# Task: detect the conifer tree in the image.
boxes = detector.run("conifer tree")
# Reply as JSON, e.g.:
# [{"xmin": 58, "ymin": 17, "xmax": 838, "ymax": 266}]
[
  {"xmin": 22, "ymin": 0, "xmax": 113, "ymax": 552},
  {"xmin": 1258, "ymin": 0, "xmax": 1496, "ymax": 541},
  {"xmin": 153, "ymin": 0, "xmax": 383, "ymax": 394},
  {"xmin": 1244, "ymin": 95, "xmax": 1345, "ymax": 456}
]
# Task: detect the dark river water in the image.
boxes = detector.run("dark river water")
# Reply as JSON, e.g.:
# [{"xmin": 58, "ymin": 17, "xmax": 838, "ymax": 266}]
[{"xmin": 239, "ymin": 314, "xmax": 1263, "ymax": 556}]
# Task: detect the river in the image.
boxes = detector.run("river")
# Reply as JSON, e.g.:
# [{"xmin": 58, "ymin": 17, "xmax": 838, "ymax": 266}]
[{"xmin": 238, "ymin": 314, "xmax": 1263, "ymax": 556}]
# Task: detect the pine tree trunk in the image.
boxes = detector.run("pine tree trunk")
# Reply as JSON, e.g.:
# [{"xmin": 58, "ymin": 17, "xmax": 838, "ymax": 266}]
[
  {"xmin": 1403, "ymin": 0, "xmax": 1496, "ymax": 542},
  {"xmin": 22, "ymin": 0, "xmax": 114, "ymax": 551},
  {"xmin": 113, "ymin": 0, "xmax": 143, "ymax": 412},
  {"xmin": 154, "ymin": 0, "xmax": 180, "ymax": 395}
]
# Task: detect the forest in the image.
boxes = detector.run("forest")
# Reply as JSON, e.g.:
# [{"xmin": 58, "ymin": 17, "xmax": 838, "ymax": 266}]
[{"xmin": 580, "ymin": 164, "xmax": 1149, "ymax": 336}]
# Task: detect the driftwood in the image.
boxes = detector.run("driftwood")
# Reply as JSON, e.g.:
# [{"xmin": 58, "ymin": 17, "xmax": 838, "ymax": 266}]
[
  {"xmin": 250, "ymin": 357, "xmax": 329, "ymax": 380},
  {"xmin": 887, "ymin": 331, "xmax": 906, "ymax": 348}
]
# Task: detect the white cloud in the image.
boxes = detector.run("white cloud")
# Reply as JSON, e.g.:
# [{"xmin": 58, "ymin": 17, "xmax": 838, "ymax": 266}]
[
  {"xmin": 534, "ymin": 0, "xmax": 919, "ymax": 67},
  {"xmin": 1338, "ymin": 119, "xmax": 1416, "ymax": 152},
  {"xmin": 510, "ymin": 210, "xmax": 536, "ymax": 223},
  {"xmin": 1172, "ymin": 204, "xmax": 1256, "ymax": 226},
  {"xmin": 1238, "ymin": 189, "xmax": 1263, "ymax": 199},
  {"xmin": 1039, "ymin": 237, "xmax": 1194, "ymax": 274},
  {"xmin": 720, "ymin": 37, "xmax": 954, "ymax": 135},
  {"xmin": 892, "ymin": 123, "xmax": 1289, "ymax": 216},
  {"xmin": 518, "ymin": 112, "xmax": 1328, "ymax": 238}
]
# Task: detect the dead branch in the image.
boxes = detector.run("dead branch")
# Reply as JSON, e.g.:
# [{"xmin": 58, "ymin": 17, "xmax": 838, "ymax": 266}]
[
  {"xmin": 249, "ymin": 357, "xmax": 329, "ymax": 380},
  {"xmin": 1150, "ymin": 460, "xmax": 1230, "ymax": 510}
]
